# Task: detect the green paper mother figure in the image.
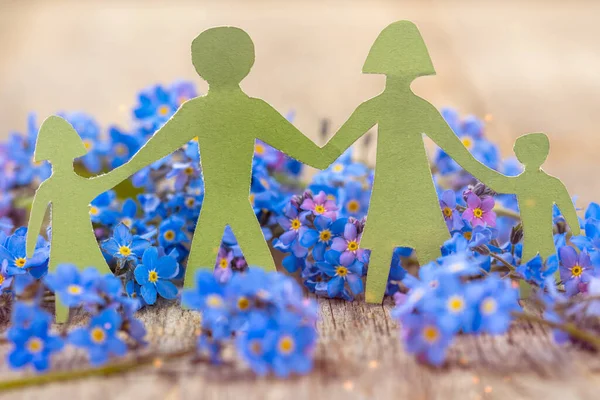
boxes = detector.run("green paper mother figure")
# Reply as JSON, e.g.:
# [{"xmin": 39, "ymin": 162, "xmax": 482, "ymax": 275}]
[
  {"xmin": 26, "ymin": 116, "xmax": 134, "ymax": 321},
  {"xmin": 122, "ymin": 27, "xmax": 331, "ymax": 286},
  {"xmin": 322, "ymin": 21, "xmax": 500, "ymax": 303}
]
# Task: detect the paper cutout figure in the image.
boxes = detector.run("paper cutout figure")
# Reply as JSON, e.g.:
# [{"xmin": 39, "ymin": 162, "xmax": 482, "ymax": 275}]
[
  {"xmin": 122, "ymin": 27, "xmax": 332, "ymax": 286},
  {"xmin": 322, "ymin": 21, "xmax": 509, "ymax": 303},
  {"xmin": 26, "ymin": 116, "xmax": 133, "ymax": 321},
  {"xmin": 463, "ymin": 133, "xmax": 581, "ymax": 294}
]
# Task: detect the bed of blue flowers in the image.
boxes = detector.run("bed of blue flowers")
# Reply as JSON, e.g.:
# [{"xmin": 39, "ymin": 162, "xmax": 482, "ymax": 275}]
[{"xmin": 0, "ymin": 80, "xmax": 598, "ymax": 388}]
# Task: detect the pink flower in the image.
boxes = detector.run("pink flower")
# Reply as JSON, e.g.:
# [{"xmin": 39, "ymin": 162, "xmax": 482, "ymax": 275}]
[
  {"xmin": 462, "ymin": 193, "xmax": 496, "ymax": 228},
  {"xmin": 300, "ymin": 191, "xmax": 338, "ymax": 219}
]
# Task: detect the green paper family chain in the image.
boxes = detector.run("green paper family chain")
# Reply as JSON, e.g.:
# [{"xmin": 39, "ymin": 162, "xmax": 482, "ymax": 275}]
[{"xmin": 25, "ymin": 21, "xmax": 579, "ymax": 321}]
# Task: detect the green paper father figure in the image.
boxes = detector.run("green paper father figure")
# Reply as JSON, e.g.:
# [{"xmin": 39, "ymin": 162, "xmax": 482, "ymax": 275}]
[{"xmin": 123, "ymin": 27, "xmax": 332, "ymax": 286}]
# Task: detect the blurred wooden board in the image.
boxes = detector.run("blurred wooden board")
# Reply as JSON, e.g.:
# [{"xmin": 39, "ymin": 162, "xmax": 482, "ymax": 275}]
[{"xmin": 1, "ymin": 299, "xmax": 599, "ymax": 400}]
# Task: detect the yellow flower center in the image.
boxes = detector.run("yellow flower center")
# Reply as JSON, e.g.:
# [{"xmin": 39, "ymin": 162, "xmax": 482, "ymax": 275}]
[
  {"xmin": 327, "ymin": 194, "xmax": 336, "ymax": 201},
  {"xmin": 314, "ymin": 205, "xmax": 326, "ymax": 214},
  {"xmin": 157, "ymin": 105, "xmax": 170, "ymax": 116},
  {"xmin": 346, "ymin": 200, "xmax": 360, "ymax": 213},
  {"xmin": 464, "ymin": 231, "xmax": 472, "ymax": 241},
  {"xmin": 255, "ymin": 143, "xmax": 265, "ymax": 155},
  {"xmin": 443, "ymin": 207, "xmax": 453, "ymax": 218},
  {"xmin": 447, "ymin": 295, "xmax": 465, "ymax": 313},
  {"xmin": 481, "ymin": 297, "xmax": 497, "ymax": 315},
  {"xmin": 26, "ymin": 337, "xmax": 44, "ymax": 354},
  {"xmin": 89, "ymin": 206, "xmax": 99, "ymax": 216},
  {"xmin": 118, "ymin": 246, "xmax": 132, "ymax": 257},
  {"xmin": 148, "ymin": 270, "xmax": 159, "ymax": 283},
  {"xmin": 461, "ymin": 136, "xmax": 473, "ymax": 149},
  {"xmin": 290, "ymin": 218, "xmax": 301, "ymax": 231},
  {"xmin": 473, "ymin": 208, "xmax": 484, "ymax": 218},
  {"xmin": 90, "ymin": 327, "xmax": 106, "ymax": 344},
  {"xmin": 249, "ymin": 193, "xmax": 255, "ymax": 206},
  {"xmin": 422, "ymin": 325, "xmax": 439, "ymax": 344},
  {"xmin": 571, "ymin": 265, "xmax": 583, "ymax": 277},
  {"xmin": 114, "ymin": 143, "xmax": 127, "ymax": 156},
  {"xmin": 237, "ymin": 296, "xmax": 250, "ymax": 311},
  {"xmin": 14, "ymin": 258, "xmax": 26, "ymax": 268},
  {"xmin": 260, "ymin": 178, "xmax": 270, "ymax": 190},
  {"xmin": 0, "ymin": 275, "xmax": 4, "ymax": 285},
  {"xmin": 332, "ymin": 164, "xmax": 344, "ymax": 173},
  {"xmin": 184, "ymin": 166, "xmax": 195, "ymax": 175},
  {"xmin": 121, "ymin": 218, "xmax": 133, "ymax": 228},
  {"xmin": 335, "ymin": 266, "xmax": 348, "ymax": 277},
  {"xmin": 219, "ymin": 258, "xmax": 229, "ymax": 269},
  {"xmin": 206, "ymin": 294, "xmax": 224, "ymax": 308},
  {"xmin": 163, "ymin": 230, "xmax": 175, "ymax": 241},
  {"xmin": 67, "ymin": 284, "xmax": 83, "ymax": 295},
  {"xmin": 278, "ymin": 335, "xmax": 295, "ymax": 355},
  {"xmin": 250, "ymin": 339, "xmax": 263, "ymax": 355},
  {"xmin": 347, "ymin": 240, "xmax": 359, "ymax": 251},
  {"xmin": 319, "ymin": 230, "xmax": 332, "ymax": 242},
  {"xmin": 185, "ymin": 198, "xmax": 196, "ymax": 208},
  {"xmin": 83, "ymin": 139, "xmax": 94, "ymax": 151}
]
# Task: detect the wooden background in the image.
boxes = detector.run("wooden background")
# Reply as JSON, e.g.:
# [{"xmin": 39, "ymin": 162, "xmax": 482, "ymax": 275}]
[{"xmin": 1, "ymin": 0, "xmax": 600, "ymax": 398}]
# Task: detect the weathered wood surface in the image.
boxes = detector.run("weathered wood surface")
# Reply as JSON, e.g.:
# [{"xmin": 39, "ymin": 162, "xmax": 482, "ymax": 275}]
[
  {"xmin": 1, "ymin": 298, "xmax": 599, "ymax": 400},
  {"xmin": 1, "ymin": 0, "xmax": 600, "ymax": 398}
]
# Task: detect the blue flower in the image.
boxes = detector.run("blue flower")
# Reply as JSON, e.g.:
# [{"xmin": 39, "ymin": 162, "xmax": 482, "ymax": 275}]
[
  {"xmin": 89, "ymin": 191, "xmax": 118, "ymax": 225},
  {"xmin": 316, "ymin": 250, "xmax": 364, "ymax": 298},
  {"xmin": 44, "ymin": 264, "xmax": 102, "ymax": 307},
  {"xmin": 276, "ymin": 204, "xmax": 309, "ymax": 247},
  {"xmin": 7, "ymin": 309, "xmax": 63, "ymax": 372},
  {"xmin": 62, "ymin": 112, "xmax": 107, "ymax": 173},
  {"xmin": 101, "ymin": 223, "xmax": 150, "ymax": 264},
  {"xmin": 299, "ymin": 216, "xmax": 344, "ymax": 261},
  {"xmin": 558, "ymin": 246, "xmax": 595, "ymax": 296},
  {"xmin": 182, "ymin": 271, "xmax": 228, "ymax": 327},
  {"xmin": 134, "ymin": 247, "xmax": 178, "ymax": 305},
  {"xmin": 166, "ymin": 162, "xmax": 200, "ymax": 191},
  {"xmin": 517, "ymin": 254, "xmax": 557, "ymax": 288},
  {"xmin": 339, "ymin": 181, "xmax": 370, "ymax": 218},
  {"xmin": 269, "ymin": 313, "xmax": 316, "ymax": 378},
  {"xmin": 472, "ymin": 275, "xmax": 519, "ymax": 334},
  {"xmin": 68, "ymin": 309, "xmax": 127, "ymax": 366},
  {"xmin": 158, "ymin": 216, "xmax": 189, "ymax": 249},
  {"xmin": 107, "ymin": 126, "xmax": 141, "ymax": 168},
  {"xmin": 400, "ymin": 314, "xmax": 453, "ymax": 366},
  {"xmin": 0, "ymin": 230, "xmax": 48, "ymax": 277},
  {"xmin": 439, "ymin": 190, "xmax": 464, "ymax": 231}
]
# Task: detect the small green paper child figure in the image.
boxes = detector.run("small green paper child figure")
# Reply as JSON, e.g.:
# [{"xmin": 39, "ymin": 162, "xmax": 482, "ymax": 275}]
[
  {"xmin": 26, "ymin": 116, "xmax": 133, "ymax": 322},
  {"xmin": 322, "ymin": 21, "xmax": 493, "ymax": 303},
  {"xmin": 124, "ymin": 27, "xmax": 331, "ymax": 286},
  {"xmin": 464, "ymin": 133, "xmax": 581, "ymax": 295}
]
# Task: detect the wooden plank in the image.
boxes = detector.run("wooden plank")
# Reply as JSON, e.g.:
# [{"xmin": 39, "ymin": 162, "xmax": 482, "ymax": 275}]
[{"xmin": 1, "ymin": 299, "xmax": 599, "ymax": 399}]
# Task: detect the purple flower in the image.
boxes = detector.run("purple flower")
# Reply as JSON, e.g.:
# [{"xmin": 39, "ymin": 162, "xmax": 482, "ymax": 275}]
[
  {"xmin": 558, "ymin": 246, "xmax": 594, "ymax": 296},
  {"xmin": 300, "ymin": 191, "xmax": 338, "ymax": 219},
  {"xmin": 277, "ymin": 204, "xmax": 309, "ymax": 246},
  {"xmin": 439, "ymin": 190, "xmax": 464, "ymax": 231},
  {"xmin": 462, "ymin": 193, "xmax": 496, "ymax": 228},
  {"xmin": 214, "ymin": 247, "xmax": 234, "ymax": 283},
  {"xmin": 331, "ymin": 220, "xmax": 363, "ymax": 265}
]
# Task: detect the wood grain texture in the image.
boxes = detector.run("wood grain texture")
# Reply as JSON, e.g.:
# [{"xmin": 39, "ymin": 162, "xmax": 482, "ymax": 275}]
[{"xmin": 1, "ymin": 297, "xmax": 599, "ymax": 400}]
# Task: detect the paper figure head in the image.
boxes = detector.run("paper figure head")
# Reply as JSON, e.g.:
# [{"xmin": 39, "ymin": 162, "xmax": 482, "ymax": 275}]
[
  {"xmin": 514, "ymin": 133, "xmax": 550, "ymax": 169},
  {"xmin": 33, "ymin": 116, "xmax": 87, "ymax": 163},
  {"xmin": 192, "ymin": 27, "xmax": 255, "ymax": 86},
  {"xmin": 362, "ymin": 21, "xmax": 435, "ymax": 78}
]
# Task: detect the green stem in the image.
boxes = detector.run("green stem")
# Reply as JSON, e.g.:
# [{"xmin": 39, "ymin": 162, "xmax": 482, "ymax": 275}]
[
  {"xmin": 489, "ymin": 252, "xmax": 516, "ymax": 271},
  {"xmin": 513, "ymin": 311, "xmax": 600, "ymax": 351},
  {"xmin": 0, "ymin": 347, "xmax": 196, "ymax": 393},
  {"xmin": 494, "ymin": 206, "xmax": 521, "ymax": 220}
]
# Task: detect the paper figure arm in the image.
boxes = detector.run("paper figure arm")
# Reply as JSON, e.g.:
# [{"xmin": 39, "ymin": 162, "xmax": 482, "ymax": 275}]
[
  {"xmin": 87, "ymin": 162, "xmax": 140, "ymax": 195},
  {"xmin": 321, "ymin": 101, "xmax": 378, "ymax": 165},
  {"xmin": 256, "ymin": 100, "xmax": 334, "ymax": 170},
  {"xmin": 554, "ymin": 180, "xmax": 581, "ymax": 236},
  {"xmin": 120, "ymin": 101, "xmax": 201, "ymax": 175},
  {"xmin": 26, "ymin": 183, "xmax": 50, "ymax": 258},
  {"xmin": 423, "ymin": 104, "xmax": 515, "ymax": 193}
]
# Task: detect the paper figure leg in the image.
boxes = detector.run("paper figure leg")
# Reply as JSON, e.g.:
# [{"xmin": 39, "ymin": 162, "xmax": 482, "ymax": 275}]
[
  {"xmin": 414, "ymin": 224, "xmax": 448, "ymax": 266},
  {"xmin": 185, "ymin": 216, "xmax": 227, "ymax": 289},
  {"xmin": 365, "ymin": 246, "xmax": 393, "ymax": 304},
  {"xmin": 231, "ymin": 206, "xmax": 276, "ymax": 272},
  {"xmin": 55, "ymin": 297, "xmax": 69, "ymax": 323}
]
